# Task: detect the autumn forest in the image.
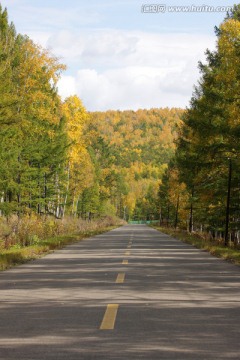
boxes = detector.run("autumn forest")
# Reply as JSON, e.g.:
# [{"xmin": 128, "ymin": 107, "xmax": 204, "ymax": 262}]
[{"xmin": 0, "ymin": 4, "xmax": 240, "ymax": 250}]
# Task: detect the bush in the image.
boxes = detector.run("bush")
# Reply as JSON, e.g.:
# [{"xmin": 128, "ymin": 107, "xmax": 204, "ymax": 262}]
[{"xmin": 0, "ymin": 214, "xmax": 124, "ymax": 249}]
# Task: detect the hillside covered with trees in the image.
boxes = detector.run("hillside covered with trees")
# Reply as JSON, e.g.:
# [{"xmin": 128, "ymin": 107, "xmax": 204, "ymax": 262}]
[{"xmin": 86, "ymin": 108, "xmax": 183, "ymax": 220}]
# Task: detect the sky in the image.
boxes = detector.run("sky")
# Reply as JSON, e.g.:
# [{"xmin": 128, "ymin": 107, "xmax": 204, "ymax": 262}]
[{"xmin": 0, "ymin": 0, "xmax": 236, "ymax": 111}]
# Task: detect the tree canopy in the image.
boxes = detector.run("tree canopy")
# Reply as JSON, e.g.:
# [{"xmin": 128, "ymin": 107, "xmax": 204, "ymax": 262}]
[
  {"xmin": 158, "ymin": 5, "xmax": 240, "ymax": 243},
  {"xmin": 1, "ymin": 2, "xmax": 239, "ymax": 241}
]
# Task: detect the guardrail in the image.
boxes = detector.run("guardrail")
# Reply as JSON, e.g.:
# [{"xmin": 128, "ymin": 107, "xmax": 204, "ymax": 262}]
[{"xmin": 128, "ymin": 220, "xmax": 159, "ymax": 224}]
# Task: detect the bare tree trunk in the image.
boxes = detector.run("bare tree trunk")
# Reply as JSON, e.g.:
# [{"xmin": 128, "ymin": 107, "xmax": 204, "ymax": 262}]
[
  {"xmin": 63, "ymin": 164, "xmax": 70, "ymax": 218},
  {"xmin": 174, "ymin": 195, "xmax": 180, "ymax": 229},
  {"xmin": 189, "ymin": 188, "xmax": 194, "ymax": 233}
]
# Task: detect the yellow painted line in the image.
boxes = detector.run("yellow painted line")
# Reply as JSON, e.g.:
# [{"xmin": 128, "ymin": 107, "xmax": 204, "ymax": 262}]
[
  {"xmin": 116, "ymin": 273, "xmax": 125, "ymax": 283},
  {"xmin": 125, "ymin": 251, "xmax": 130, "ymax": 256},
  {"xmin": 122, "ymin": 260, "xmax": 128, "ymax": 264},
  {"xmin": 100, "ymin": 304, "xmax": 119, "ymax": 330}
]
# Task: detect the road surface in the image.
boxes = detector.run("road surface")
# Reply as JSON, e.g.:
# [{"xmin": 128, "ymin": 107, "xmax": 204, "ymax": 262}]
[{"xmin": 0, "ymin": 224, "xmax": 240, "ymax": 359}]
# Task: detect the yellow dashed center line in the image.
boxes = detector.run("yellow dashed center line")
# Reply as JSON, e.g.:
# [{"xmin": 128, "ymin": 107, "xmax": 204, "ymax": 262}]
[
  {"xmin": 116, "ymin": 273, "xmax": 125, "ymax": 283},
  {"xmin": 100, "ymin": 234, "xmax": 136, "ymax": 330},
  {"xmin": 100, "ymin": 304, "xmax": 119, "ymax": 330}
]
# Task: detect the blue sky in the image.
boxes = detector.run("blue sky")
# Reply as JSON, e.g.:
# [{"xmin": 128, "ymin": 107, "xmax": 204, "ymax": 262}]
[{"xmin": 0, "ymin": 0, "xmax": 236, "ymax": 110}]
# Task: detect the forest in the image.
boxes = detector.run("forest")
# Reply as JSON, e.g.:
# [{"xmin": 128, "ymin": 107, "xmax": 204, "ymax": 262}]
[
  {"xmin": 159, "ymin": 5, "xmax": 240, "ymax": 245},
  {"xmin": 0, "ymin": 5, "xmax": 182, "ymax": 229},
  {"xmin": 0, "ymin": 4, "xmax": 240, "ymax": 248}
]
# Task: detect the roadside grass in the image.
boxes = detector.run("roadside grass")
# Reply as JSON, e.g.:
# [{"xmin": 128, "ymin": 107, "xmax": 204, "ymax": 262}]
[
  {"xmin": 152, "ymin": 226, "xmax": 240, "ymax": 266},
  {"xmin": 0, "ymin": 226, "xmax": 118, "ymax": 271}
]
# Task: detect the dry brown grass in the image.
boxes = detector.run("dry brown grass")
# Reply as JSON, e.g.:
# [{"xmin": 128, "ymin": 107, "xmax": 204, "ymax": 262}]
[{"xmin": 0, "ymin": 215, "xmax": 124, "ymax": 271}]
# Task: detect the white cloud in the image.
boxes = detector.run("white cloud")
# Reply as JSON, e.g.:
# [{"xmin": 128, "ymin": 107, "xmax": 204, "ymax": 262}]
[
  {"xmin": 46, "ymin": 29, "xmax": 139, "ymax": 70},
  {"xmin": 49, "ymin": 29, "xmax": 214, "ymax": 68},
  {"xmin": 57, "ymin": 76, "xmax": 77, "ymax": 99},
  {"xmin": 0, "ymin": 1, "xmax": 222, "ymax": 110},
  {"xmin": 55, "ymin": 30, "xmax": 215, "ymax": 110}
]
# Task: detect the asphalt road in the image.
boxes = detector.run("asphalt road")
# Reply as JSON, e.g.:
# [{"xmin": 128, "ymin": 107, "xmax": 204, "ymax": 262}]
[{"xmin": 0, "ymin": 224, "xmax": 240, "ymax": 359}]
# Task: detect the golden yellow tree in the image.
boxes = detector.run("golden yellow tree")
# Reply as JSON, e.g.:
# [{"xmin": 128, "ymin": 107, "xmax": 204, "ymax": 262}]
[{"xmin": 62, "ymin": 96, "xmax": 94, "ymax": 216}]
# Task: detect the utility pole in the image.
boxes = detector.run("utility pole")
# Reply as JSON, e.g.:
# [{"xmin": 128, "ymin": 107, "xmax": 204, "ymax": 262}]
[{"xmin": 225, "ymin": 158, "xmax": 232, "ymax": 246}]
